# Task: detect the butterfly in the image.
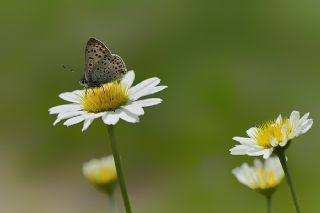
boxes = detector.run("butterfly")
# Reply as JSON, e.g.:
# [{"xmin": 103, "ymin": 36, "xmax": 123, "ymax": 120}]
[{"xmin": 79, "ymin": 38, "xmax": 127, "ymax": 88}]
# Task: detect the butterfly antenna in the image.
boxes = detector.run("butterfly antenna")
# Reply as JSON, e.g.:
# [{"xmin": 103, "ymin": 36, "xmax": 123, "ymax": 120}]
[{"xmin": 62, "ymin": 65, "xmax": 75, "ymax": 72}]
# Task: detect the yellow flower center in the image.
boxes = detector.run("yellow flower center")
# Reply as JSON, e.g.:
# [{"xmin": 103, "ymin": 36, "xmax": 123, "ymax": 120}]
[
  {"xmin": 82, "ymin": 82, "xmax": 129, "ymax": 113},
  {"xmin": 256, "ymin": 169, "xmax": 276, "ymax": 189},
  {"xmin": 87, "ymin": 167, "xmax": 117, "ymax": 185},
  {"xmin": 255, "ymin": 118, "xmax": 291, "ymax": 148}
]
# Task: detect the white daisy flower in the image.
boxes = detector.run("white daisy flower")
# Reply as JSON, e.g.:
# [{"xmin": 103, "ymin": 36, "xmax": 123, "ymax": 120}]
[
  {"xmin": 230, "ymin": 111, "xmax": 313, "ymax": 159},
  {"xmin": 232, "ymin": 157, "xmax": 284, "ymax": 192},
  {"xmin": 83, "ymin": 156, "xmax": 117, "ymax": 189},
  {"xmin": 49, "ymin": 70, "xmax": 167, "ymax": 131}
]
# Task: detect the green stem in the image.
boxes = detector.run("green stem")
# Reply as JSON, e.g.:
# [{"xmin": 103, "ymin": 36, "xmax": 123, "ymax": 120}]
[
  {"xmin": 109, "ymin": 193, "xmax": 117, "ymax": 213},
  {"xmin": 276, "ymin": 148, "xmax": 301, "ymax": 213},
  {"xmin": 266, "ymin": 194, "xmax": 272, "ymax": 213},
  {"xmin": 107, "ymin": 126, "xmax": 132, "ymax": 213}
]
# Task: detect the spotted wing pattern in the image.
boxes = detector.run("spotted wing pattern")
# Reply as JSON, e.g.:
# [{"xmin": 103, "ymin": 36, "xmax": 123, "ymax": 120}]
[{"xmin": 83, "ymin": 38, "xmax": 127, "ymax": 88}]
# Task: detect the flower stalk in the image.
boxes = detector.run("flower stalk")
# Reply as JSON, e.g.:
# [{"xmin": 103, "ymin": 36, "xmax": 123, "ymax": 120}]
[
  {"xmin": 276, "ymin": 148, "xmax": 301, "ymax": 213},
  {"xmin": 107, "ymin": 125, "xmax": 132, "ymax": 213},
  {"xmin": 109, "ymin": 193, "xmax": 117, "ymax": 213},
  {"xmin": 266, "ymin": 194, "xmax": 272, "ymax": 213}
]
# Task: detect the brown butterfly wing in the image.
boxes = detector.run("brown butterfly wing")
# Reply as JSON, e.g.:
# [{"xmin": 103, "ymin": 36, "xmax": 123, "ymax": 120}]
[
  {"xmin": 90, "ymin": 54, "xmax": 127, "ymax": 85},
  {"xmin": 84, "ymin": 38, "xmax": 112, "ymax": 87}
]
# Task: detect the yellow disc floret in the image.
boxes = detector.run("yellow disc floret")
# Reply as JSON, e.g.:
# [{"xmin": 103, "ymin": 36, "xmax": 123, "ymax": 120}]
[
  {"xmin": 82, "ymin": 82, "xmax": 129, "ymax": 113},
  {"xmin": 255, "ymin": 168, "xmax": 276, "ymax": 189},
  {"xmin": 255, "ymin": 118, "xmax": 292, "ymax": 148},
  {"xmin": 85, "ymin": 166, "xmax": 117, "ymax": 185},
  {"xmin": 82, "ymin": 156, "xmax": 118, "ymax": 188}
]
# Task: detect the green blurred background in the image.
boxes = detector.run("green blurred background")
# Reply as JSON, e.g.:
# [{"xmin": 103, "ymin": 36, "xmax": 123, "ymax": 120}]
[{"xmin": 1, "ymin": 0, "xmax": 319, "ymax": 212}]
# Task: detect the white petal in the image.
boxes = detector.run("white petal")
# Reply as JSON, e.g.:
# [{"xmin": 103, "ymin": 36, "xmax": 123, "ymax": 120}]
[
  {"xmin": 119, "ymin": 109, "xmax": 140, "ymax": 123},
  {"xmin": 299, "ymin": 113, "xmax": 310, "ymax": 124},
  {"xmin": 57, "ymin": 111, "xmax": 86, "ymax": 120},
  {"xmin": 280, "ymin": 125, "xmax": 288, "ymax": 147},
  {"xmin": 232, "ymin": 137, "xmax": 256, "ymax": 146},
  {"xmin": 263, "ymin": 148, "xmax": 273, "ymax": 159},
  {"xmin": 129, "ymin": 77, "xmax": 161, "ymax": 100},
  {"xmin": 276, "ymin": 114, "xmax": 282, "ymax": 124},
  {"xmin": 289, "ymin": 126, "xmax": 300, "ymax": 139},
  {"xmin": 253, "ymin": 159, "xmax": 263, "ymax": 168},
  {"xmin": 270, "ymin": 137, "xmax": 279, "ymax": 147},
  {"xmin": 247, "ymin": 148, "xmax": 267, "ymax": 156},
  {"xmin": 280, "ymin": 139, "xmax": 288, "ymax": 147},
  {"xmin": 53, "ymin": 111, "xmax": 87, "ymax": 126},
  {"xmin": 59, "ymin": 92, "xmax": 82, "ymax": 103},
  {"xmin": 144, "ymin": 86, "xmax": 167, "ymax": 95},
  {"xmin": 121, "ymin": 70, "xmax": 135, "ymax": 88},
  {"xmin": 132, "ymin": 98, "xmax": 162, "ymax": 107},
  {"xmin": 49, "ymin": 104, "xmax": 82, "ymax": 114},
  {"xmin": 82, "ymin": 118, "xmax": 94, "ymax": 131},
  {"xmin": 230, "ymin": 145, "xmax": 250, "ymax": 155},
  {"xmin": 246, "ymin": 127, "xmax": 258, "ymax": 138},
  {"xmin": 53, "ymin": 118, "xmax": 61, "ymax": 126},
  {"xmin": 289, "ymin": 111, "xmax": 300, "ymax": 126},
  {"xmin": 102, "ymin": 111, "xmax": 120, "ymax": 125},
  {"xmin": 121, "ymin": 104, "xmax": 144, "ymax": 115},
  {"xmin": 63, "ymin": 115, "xmax": 86, "ymax": 126},
  {"xmin": 301, "ymin": 119, "xmax": 313, "ymax": 134}
]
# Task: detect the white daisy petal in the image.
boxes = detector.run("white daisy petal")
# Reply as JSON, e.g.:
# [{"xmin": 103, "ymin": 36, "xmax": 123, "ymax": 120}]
[
  {"xmin": 270, "ymin": 137, "xmax": 279, "ymax": 147},
  {"xmin": 262, "ymin": 148, "xmax": 273, "ymax": 159},
  {"xmin": 253, "ymin": 159, "xmax": 263, "ymax": 168},
  {"xmin": 247, "ymin": 148, "xmax": 268, "ymax": 156},
  {"xmin": 119, "ymin": 109, "xmax": 139, "ymax": 123},
  {"xmin": 300, "ymin": 119, "xmax": 313, "ymax": 134},
  {"xmin": 53, "ymin": 118, "xmax": 62, "ymax": 126},
  {"xmin": 72, "ymin": 90, "xmax": 85, "ymax": 96},
  {"xmin": 280, "ymin": 139, "xmax": 288, "ymax": 147},
  {"xmin": 59, "ymin": 92, "xmax": 81, "ymax": 103},
  {"xmin": 82, "ymin": 118, "xmax": 94, "ymax": 132},
  {"xmin": 280, "ymin": 125, "xmax": 288, "ymax": 147},
  {"xmin": 132, "ymin": 98, "xmax": 163, "ymax": 107},
  {"xmin": 230, "ymin": 145, "xmax": 250, "ymax": 155},
  {"xmin": 121, "ymin": 70, "xmax": 135, "ymax": 88},
  {"xmin": 121, "ymin": 104, "xmax": 144, "ymax": 116},
  {"xmin": 102, "ymin": 111, "xmax": 120, "ymax": 125},
  {"xmin": 144, "ymin": 86, "xmax": 168, "ymax": 95},
  {"xmin": 289, "ymin": 126, "xmax": 300, "ymax": 139},
  {"xmin": 299, "ymin": 112, "xmax": 310, "ymax": 124},
  {"xmin": 63, "ymin": 115, "xmax": 86, "ymax": 126},
  {"xmin": 246, "ymin": 127, "xmax": 258, "ymax": 138},
  {"xmin": 49, "ymin": 104, "xmax": 82, "ymax": 114},
  {"xmin": 232, "ymin": 137, "xmax": 256, "ymax": 146},
  {"xmin": 276, "ymin": 114, "xmax": 282, "ymax": 124},
  {"xmin": 289, "ymin": 111, "xmax": 300, "ymax": 126},
  {"xmin": 53, "ymin": 111, "xmax": 86, "ymax": 126},
  {"xmin": 57, "ymin": 111, "xmax": 86, "ymax": 120},
  {"xmin": 129, "ymin": 77, "xmax": 161, "ymax": 100}
]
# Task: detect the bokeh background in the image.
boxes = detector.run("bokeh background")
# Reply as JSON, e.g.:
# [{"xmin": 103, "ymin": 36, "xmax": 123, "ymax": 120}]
[{"xmin": 1, "ymin": 0, "xmax": 320, "ymax": 212}]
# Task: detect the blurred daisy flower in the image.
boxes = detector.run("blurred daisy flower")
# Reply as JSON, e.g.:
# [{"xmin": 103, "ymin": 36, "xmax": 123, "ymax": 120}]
[
  {"xmin": 83, "ymin": 156, "xmax": 117, "ymax": 193},
  {"xmin": 49, "ymin": 70, "xmax": 167, "ymax": 131},
  {"xmin": 230, "ymin": 111, "xmax": 313, "ymax": 159},
  {"xmin": 232, "ymin": 157, "xmax": 284, "ymax": 194}
]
